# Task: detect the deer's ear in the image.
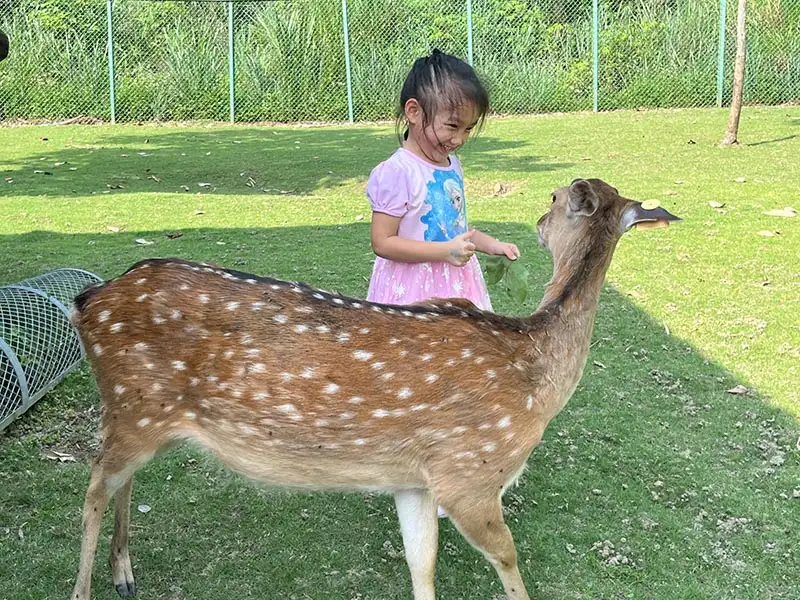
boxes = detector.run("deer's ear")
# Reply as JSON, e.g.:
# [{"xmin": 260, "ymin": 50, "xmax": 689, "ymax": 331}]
[
  {"xmin": 567, "ymin": 179, "xmax": 599, "ymax": 217},
  {"xmin": 621, "ymin": 202, "xmax": 682, "ymax": 232}
]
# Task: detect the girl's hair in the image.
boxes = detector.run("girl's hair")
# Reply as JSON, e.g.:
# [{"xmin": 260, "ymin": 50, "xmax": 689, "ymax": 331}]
[{"xmin": 396, "ymin": 49, "xmax": 489, "ymax": 142}]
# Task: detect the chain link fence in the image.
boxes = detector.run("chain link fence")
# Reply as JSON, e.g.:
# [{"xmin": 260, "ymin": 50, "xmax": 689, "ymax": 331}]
[{"xmin": 0, "ymin": 0, "xmax": 798, "ymax": 124}]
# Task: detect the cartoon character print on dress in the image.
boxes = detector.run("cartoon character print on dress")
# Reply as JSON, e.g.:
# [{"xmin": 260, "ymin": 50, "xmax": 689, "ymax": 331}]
[{"xmin": 420, "ymin": 169, "xmax": 468, "ymax": 242}]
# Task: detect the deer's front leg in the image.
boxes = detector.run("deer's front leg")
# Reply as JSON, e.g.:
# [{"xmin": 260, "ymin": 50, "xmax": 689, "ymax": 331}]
[{"xmin": 395, "ymin": 489, "xmax": 439, "ymax": 600}]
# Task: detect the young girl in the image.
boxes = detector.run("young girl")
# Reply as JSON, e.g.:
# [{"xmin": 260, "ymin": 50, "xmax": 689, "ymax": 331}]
[{"xmin": 366, "ymin": 50, "xmax": 519, "ymax": 311}]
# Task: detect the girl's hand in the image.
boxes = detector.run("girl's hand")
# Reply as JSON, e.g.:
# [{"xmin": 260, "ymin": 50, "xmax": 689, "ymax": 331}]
[
  {"xmin": 490, "ymin": 241, "xmax": 521, "ymax": 260},
  {"xmin": 446, "ymin": 231, "xmax": 476, "ymax": 267}
]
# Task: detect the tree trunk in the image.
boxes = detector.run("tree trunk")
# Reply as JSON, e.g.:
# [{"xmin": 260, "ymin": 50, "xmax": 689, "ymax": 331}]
[{"xmin": 721, "ymin": 0, "xmax": 747, "ymax": 146}]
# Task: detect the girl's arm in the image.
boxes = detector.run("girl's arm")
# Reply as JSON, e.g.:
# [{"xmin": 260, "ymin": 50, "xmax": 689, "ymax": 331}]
[
  {"xmin": 371, "ymin": 212, "xmax": 475, "ymax": 266},
  {"xmin": 469, "ymin": 228, "xmax": 521, "ymax": 260}
]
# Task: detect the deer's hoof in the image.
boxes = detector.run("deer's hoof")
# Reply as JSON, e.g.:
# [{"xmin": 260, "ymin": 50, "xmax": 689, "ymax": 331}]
[{"xmin": 115, "ymin": 581, "xmax": 136, "ymax": 597}]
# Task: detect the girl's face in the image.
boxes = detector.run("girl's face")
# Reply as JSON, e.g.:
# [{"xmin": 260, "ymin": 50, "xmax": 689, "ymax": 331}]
[{"xmin": 404, "ymin": 100, "xmax": 478, "ymax": 166}]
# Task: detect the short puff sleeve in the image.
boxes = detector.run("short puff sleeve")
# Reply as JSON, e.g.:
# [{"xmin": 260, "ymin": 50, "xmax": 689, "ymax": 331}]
[{"xmin": 366, "ymin": 160, "xmax": 409, "ymax": 217}]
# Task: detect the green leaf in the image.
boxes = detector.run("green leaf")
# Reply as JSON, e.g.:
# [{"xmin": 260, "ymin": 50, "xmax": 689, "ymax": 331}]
[
  {"xmin": 484, "ymin": 255, "xmax": 508, "ymax": 286},
  {"xmin": 506, "ymin": 260, "xmax": 530, "ymax": 305}
]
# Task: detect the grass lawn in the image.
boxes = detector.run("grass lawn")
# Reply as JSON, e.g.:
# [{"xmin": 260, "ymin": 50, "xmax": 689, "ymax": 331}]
[{"xmin": 0, "ymin": 107, "xmax": 798, "ymax": 600}]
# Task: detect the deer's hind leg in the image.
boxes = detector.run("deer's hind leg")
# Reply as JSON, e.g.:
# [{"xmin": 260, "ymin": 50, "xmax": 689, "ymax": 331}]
[
  {"xmin": 72, "ymin": 445, "xmax": 156, "ymax": 600},
  {"xmin": 109, "ymin": 477, "xmax": 136, "ymax": 597}
]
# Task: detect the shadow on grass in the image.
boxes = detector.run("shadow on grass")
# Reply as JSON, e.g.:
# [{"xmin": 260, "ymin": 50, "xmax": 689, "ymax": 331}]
[
  {"xmin": 0, "ymin": 222, "xmax": 798, "ymax": 600},
  {"xmin": 746, "ymin": 134, "xmax": 799, "ymax": 147},
  {"xmin": 0, "ymin": 126, "xmax": 573, "ymax": 199}
]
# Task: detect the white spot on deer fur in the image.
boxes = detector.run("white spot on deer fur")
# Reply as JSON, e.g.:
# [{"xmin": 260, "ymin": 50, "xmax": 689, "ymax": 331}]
[
  {"xmin": 420, "ymin": 353, "xmax": 433, "ymax": 362},
  {"xmin": 277, "ymin": 403, "xmax": 298, "ymax": 414},
  {"xmin": 337, "ymin": 332, "xmax": 351, "ymax": 343},
  {"xmin": 145, "ymin": 363, "xmax": 154, "ymax": 370},
  {"xmin": 475, "ymin": 356, "xmax": 485, "ymax": 364},
  {"xmin": 173, "ymin": 360, "xmax": 187, "ymax": 371},
  {"xmin": 348, "ymin": 396, "xmax": 364, "ymax": 404},
  {"xmin": 295, "ymin": 306, "xmax": 313, "ymax": 314},
  {"xmin": 315, "ymin": 419, "xmax": 329, "ymax": 427},
  {"xmin": 273, "ymin": 314, "xmax": 288, "ymax": 324},
  {"xmin": 526, "ymin": 395, "xmax": 534, "ymax": 410},
  {"xmin": 254, "ymin": 392, "xmax": 270, "ymax": 400},
  {"xmin": 486, "ymin": 369, "xmax": 496, "ymax": 379},
  {"xmin": 483, "ymin": 442, "xmax": 497, "ymax": 452},
  {"xmin": 300, "ymin": 367, "xmax": 315, "ymax": 379},
  {"xmin": 237, "ymin": 423, "xmax": 256, "ymax": 436},
  {"xmin": 135, "ymin": 278, "xmax": 147, "ymax": 285},
  {"xmin": 324, "ymin": 383, "xmax": 340, "ymax": 394},
  {"xmin": 281, "ymin": 372, "xmax": 293, "ymax": 382},
  {"xmin": 252, "ymin": 302, "xmax": 265, "ymax": 311},
  {"xmin": 415, "ymin": 314, "xmax": 428, "ymax": 320},
  {"xmin": 295, "ymin": 324, "xmax": 308, "ymax": 333},
  {"xmin": 180, "ymin": 284, "xmax": 190, "ymax": 291},
  {"xmin": 92, "ymin": 343, "xmax": 103, "ymax": 355},
  {"xmin": 411, "ymin": 404, "xmax": 429, "ymax": 412},
  {"xmin": 114, "ymin": 384, "xmax": 126, "ymax": 395},
  {"xmin": 354, "ymin": 439, "xmax": 366, "ymax": 445},
  {"xmin": 461, "ymin": 348, "xmax": 473, "ymax": 359},
  {"xmin": 373, "ymin": 409, "xmax": 390, "ymax": 418},
  {"xmin": 498, "ymin": 416, "xmax": 512, "ymax": 428},
  {"xmin": 446, "ymin": 358, "xmax": 457, "ymax": 367},
  {"xmin": 399, "ymin": 350, "xmax": 409, "ymax": 357},
  {"xmin": 397, "ymin": 388, "xmax": 413, "ymax": 399},
  {"xmin": 359, "ymin": 328, "xmax": 370, "ymax": 335},
  {"xmin": 98, "ymin": 310, "xmax": 111, "ymax": 322},
  {"xmin": 153, "ymin": 314, "xmax": 166, "ymax": 325},
  {"xmin": 241, "ymin": 334, "xmax": 253, "ymax": 345},
  {"xmin": 333, "ymin": 298, "xmax": 345, "ymax": 305},
  {"xmin": 352, "ymin": 302, "xmax": 363, "ymax": 309},
  {"xmin": 134, "ymin": 342, "xmax": 148, "ymax": 351},
  {"xmin": 353, "ymin": 350, "xmax": 373, "ymax": 361},
  {"xmin": 402, "ymin": 311, "xmax": 413, "ymax": 317},
  {"xmin": 453, "ymin": 426, "xmax": 467, "ymax": 434},
  {"xmin": 425, "ymin": 374, "xmax": 439, "ymax": 384},
  {"xmin": 189, "ymin": 377, "xmax": 199, "ymax": 386},
  {"xmin": 184, "ymin": 411, "xmax": 197, "ymax": 420},
  {"xmin": 316, "ymin": 325, "xmax": 330, "ymax": 333},
  {"xmin": 223, "ymin": 350, "xmax": 235, "ymax": 359},
  {"xmin": 389, "ymin": 338, "xmax": 400, "ymax": 344},
  {"xmin": 313, "ymin": 293, "xmax": 325, "ymax": 300},
  {"xmin": 151, "ymin": 383, "xmax": 163, "ymax": 392},
  {"xmin": 478, "ymin": 423, "xmax": 492, "ymax": 430},
  {"xmin": 381, "ymin": 372, "xmax": 394, "ymax": 381},
  {"xmin": 136, "ymin": 294, "xmax": 148, "ymax": 302},
  {"xmin": 171, "ymin": 309, "xmax": 182, "ymax": 320},
  {"xmin": 137, "ymin": 418, "xmax": 151, "ymax": 428},
  {"xmin": 339, "ymin": 412, "xmax": 354, "ymax": 420},
  {"xmin": 371, "ymin": 362, "xmax": 385, "ymax": 370},
  {"xmin": 199, "ymin": 294, "xmax": 210, "ymax": 304},
  {"xmin": 251, "ymin": 363, "xmax": 266, "ymax": 373},
  {"xmin": 207, "ymin": 375, "xmax": 219, "ymax": 383},
  {"xmin": 163, "ymin": 404, "xmax": 173, "ymax": 413},
  {"xmin": 391, "ymin": 408, "xmax": 407, "ymax": 417}
]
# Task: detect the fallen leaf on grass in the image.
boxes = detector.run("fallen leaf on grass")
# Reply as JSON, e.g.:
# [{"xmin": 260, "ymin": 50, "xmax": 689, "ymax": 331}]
[
  {"xmin": 148, "ymin": 175, "xmax": 161, "ymax": 183},
  {"xmin": 593, "ymin": 361, "xmax": 606, "ymax": 369},
  {"xmin": 709, "ymin": 200, "xmax": 725, "ymax": 209},
  {"xmin": 734, "ymin": 177, "xmax": 746, "ymax": 183},
  {"xmin": 763, "ymin": 207, "xmax": 796, "ymax": 218},
  {"xmin": 137, "ymin": 504, "xmax": 151, "ymax": 514},
  {"xmin": 166, "ymin": 232, "xmax": 183, "ymax": 240},
  {"xmin": 198, "ymin": 182, "xmax": 212, "ymax": 188},
  {"xmin": 193, "ymin": 209, "xmax": 205, "ymax": 215},
  {"xmin": 54, "ymin": 161, "xmax": 66, "ymax": 167},
  {"xmin": 33, "ymin": 170, "xmax": 53, "ymax": 175},
  {"xmin": 106, "ymin": 226, "xmax": 120, "ymax": 233},
  {"xmin": 106, "ymin": 183, "xmax": 125, "ymax": 190},
  {"xmin": 727, "ymin": 384, "xmax": 751, "ymax": 395},
  {"xmin": 493, "ymin": 183, "xmax": 510, "ymax": 196},
  {"xmin": 46, "ymin": 451, "xmax": 76, "ymax": 463},
  {"xmin": 135, "ymin": 238, "xmax": 154, "ymax": 246},
  {"xmin": 246, "ymin": 177, "xmax": 256, "ymax": 188},
  {"xmin": 137, "ymin": 152, "xmax": 151, "ymax": 157},
  {"xmin": 756, "ymin": 230, "xmax": 781, "ymax": 237}
]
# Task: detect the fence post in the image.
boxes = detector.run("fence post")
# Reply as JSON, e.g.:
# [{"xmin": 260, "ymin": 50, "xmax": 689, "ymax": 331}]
[
  {"xmin": 466, "ymin": 0, "xmax": 474, "ymax": 66},
  {"xmin": 105, "ymin": 0, "xmax": 116, "ymax": 123},
  {"xmin": 228, "ymin": 0, "xmax": 235, "ymax": 123},
  {"xmin": 592, "ymin": 0, "xmax": 599, "ymax": 112},
  {"xmin": 341, "ymin": 0, "xmax": 355, "ymax": 123},
  {"xmin": 716, "ymin": 0, "xmax": 727, "ymax": 107}
]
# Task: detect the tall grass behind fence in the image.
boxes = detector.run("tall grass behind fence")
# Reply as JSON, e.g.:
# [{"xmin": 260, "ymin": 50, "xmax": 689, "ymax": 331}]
[{"xmin": 0, "ymin": 0, "xmax": 798, "ymax": 123}]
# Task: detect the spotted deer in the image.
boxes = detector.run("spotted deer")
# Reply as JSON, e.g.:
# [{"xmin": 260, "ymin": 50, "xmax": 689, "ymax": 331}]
[{"xmin": 70, "ymin": 178, "xmax": 679, "ymax": 600}]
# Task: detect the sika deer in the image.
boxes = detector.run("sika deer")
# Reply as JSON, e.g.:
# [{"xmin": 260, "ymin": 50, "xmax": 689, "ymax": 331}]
[{"xmin": 70, "ymin": 178, "xmax": 679, "ymax": 600}]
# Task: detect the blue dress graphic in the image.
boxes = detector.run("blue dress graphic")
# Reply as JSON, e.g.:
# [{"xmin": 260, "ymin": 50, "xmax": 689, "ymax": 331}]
[{"xmin": 420, "ymin": 169, "xmax": 468, "ymax": 242}]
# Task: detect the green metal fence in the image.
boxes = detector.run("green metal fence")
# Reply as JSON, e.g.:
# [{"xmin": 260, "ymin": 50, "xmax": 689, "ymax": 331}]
[{"xmin": 0, "ymin": 0, "xmax": 798, "ymax": 124}]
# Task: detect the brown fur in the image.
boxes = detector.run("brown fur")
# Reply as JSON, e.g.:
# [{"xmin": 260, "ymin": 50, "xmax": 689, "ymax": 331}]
[{"xmin": 69, "ymin": 179, "xmax": 675, "ymax": 600}]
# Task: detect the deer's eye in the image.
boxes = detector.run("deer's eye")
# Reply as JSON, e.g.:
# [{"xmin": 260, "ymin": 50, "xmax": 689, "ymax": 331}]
[{"xmin": 551, "ymin": 193, "xmax": 557, "ymax": 204}]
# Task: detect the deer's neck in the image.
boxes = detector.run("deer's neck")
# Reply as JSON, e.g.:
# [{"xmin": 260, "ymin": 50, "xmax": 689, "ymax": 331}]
[{"xmin": 524, "ymin": 242, "xmax": 617, "ymax": 413}]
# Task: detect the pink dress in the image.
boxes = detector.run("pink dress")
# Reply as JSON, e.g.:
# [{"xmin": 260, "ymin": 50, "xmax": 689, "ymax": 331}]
[{"xmin": 366, "ymin": 148, "xmax": 493, "ymax": 311}]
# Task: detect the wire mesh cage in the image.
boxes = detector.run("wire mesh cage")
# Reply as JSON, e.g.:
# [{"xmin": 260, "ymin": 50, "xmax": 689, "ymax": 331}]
[{"xmin": 0, "ymin": 268, "xmax": 103, "ymax": 433}]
